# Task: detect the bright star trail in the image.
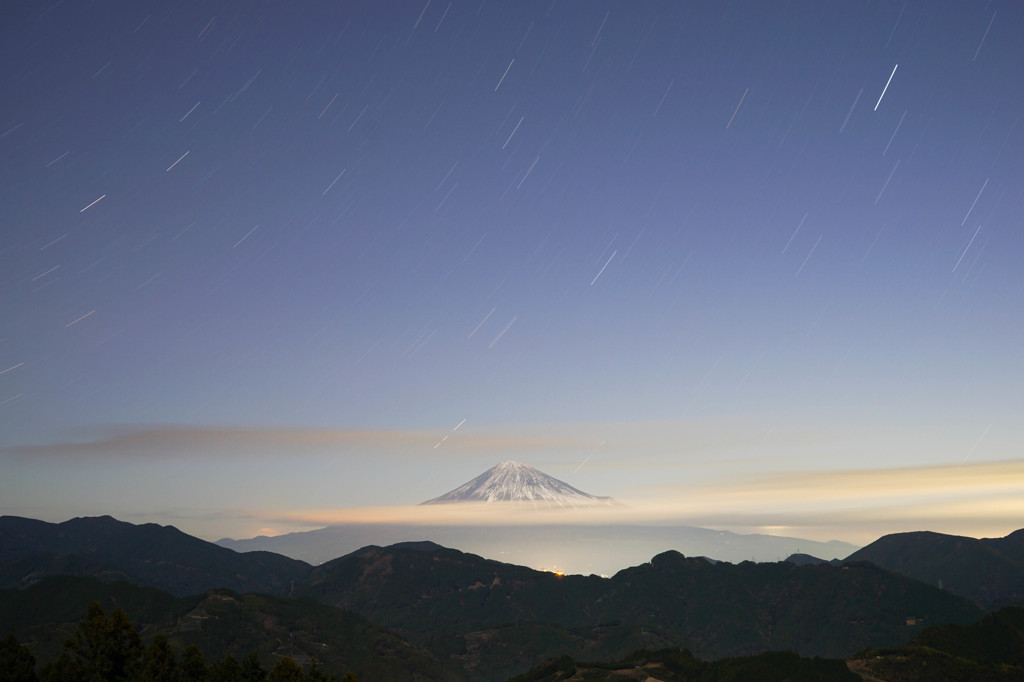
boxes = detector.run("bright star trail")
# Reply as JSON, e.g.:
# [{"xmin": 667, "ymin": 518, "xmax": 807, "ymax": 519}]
[{"xmin": 874, "ymin": 64, "xmax": 898, "ymax": 111}]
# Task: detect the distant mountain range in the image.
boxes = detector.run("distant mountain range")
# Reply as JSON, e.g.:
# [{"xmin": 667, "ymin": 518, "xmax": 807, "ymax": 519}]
[
  {"xmin": 421, "ymin": 460, "xmax": 616, "ymax": 506},
  {"xmin": 218, "ymin": 522, "xmax": 859, "ymax": 575},
  {"xmin": 219, "ymin": 460, "xmax": 858, "ymax": 573}
]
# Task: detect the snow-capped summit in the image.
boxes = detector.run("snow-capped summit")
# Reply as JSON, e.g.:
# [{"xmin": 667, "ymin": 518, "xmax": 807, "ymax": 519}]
[{"xmin": 420, "ymin": 460, "xmax": 615, "ymax": 507}]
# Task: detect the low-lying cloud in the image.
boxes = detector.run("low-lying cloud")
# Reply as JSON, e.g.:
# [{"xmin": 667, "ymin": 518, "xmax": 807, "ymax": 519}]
[{"xmin": 267, "ymin": 458, "xmax": 1024, "ymax": 544}]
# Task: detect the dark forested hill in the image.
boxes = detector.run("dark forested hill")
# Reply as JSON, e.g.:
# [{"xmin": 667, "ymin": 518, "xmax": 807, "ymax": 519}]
[
  {"xmin": 295, "ymin": 544, "xmax": 983, "ymax": 679},
  {"xmin": 511, "ymin": 609, "xmax": 1024, "ymax": 682},
  {"xmin": 848, "ymin": 606, "xmax": 1024, "ymax": 680},
  {"xmin": 506, "ymin": 648, "xmax": 859, "ymax": 682},
  {"xmin": 0, "ymin": 517, "xmax": 1003, "ymax": 681},
  {"xmin": 845, "ymin": 529, "xmax": 1024, "ymax": 608},
  {"xmin": 0, "ymin": 515, "xmax": 311, "ymax": 597},
  {"xmin": 0, "ymin": 575, "xmax": 466, "ymax": 681}
]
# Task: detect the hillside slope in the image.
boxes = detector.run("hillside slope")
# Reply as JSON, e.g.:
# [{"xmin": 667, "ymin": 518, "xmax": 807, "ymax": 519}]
[
  {"xmin": 0, "ymin": 515, "xmax": 311, "ymax": 597},
  {"xmin": 845, "ymin": 529, "xmax": 1024, "ymax": 608},
  {"xmin": 296, "ymin": 543, "xmax": 983, "ymax": 678},
  {"xmin": 0, "ymin": 574, "xmax": 466, "ymax": 681}
]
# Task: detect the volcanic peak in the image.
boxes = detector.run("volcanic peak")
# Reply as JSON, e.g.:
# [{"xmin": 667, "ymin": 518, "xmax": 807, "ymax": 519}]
[{"xmin": 421, "ymin": 460, "xmax": 614, "ymax": 507}]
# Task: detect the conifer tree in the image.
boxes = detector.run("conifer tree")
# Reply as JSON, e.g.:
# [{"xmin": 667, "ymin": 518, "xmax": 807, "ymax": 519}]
[
  {"xmin": 60, "ymin": 602, "xmax": 142, "ymax": 682},
  {"xmin": 177, "ymin": 645, "xmax": 207, "ymax": 682},
  {"xmin": 239, "ymin": 653, "xmax": 266, "ymax": 682},
  {"xmin": 133, "ymin": 633, "xmax": 177, "ymax": 682},
  {"xmin": 267, "ymin": 657, "xmax": 304, "ymax": 682},
  {"xmin": 207, "ymin": 654, "xmax": 243, "ymax": 682},
  {"xmin": 0, "ymin": 634, "xmax": 38, "ymax": 682}
]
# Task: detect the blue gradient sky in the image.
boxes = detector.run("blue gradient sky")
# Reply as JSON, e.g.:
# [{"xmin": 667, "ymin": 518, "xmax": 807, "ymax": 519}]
[{"xmin": 2, "ymin": 1, "xmax": 1022, "ymax": 544}]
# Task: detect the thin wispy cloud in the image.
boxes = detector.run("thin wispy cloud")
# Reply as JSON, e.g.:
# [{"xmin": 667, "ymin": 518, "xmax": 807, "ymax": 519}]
[
  {"xmin": 1, "ymin": 423, "xmax": 596, "ymax": 460},
  {"xmin": 1, "ymin": 414, "xmax": 854, "ymax": 466}
]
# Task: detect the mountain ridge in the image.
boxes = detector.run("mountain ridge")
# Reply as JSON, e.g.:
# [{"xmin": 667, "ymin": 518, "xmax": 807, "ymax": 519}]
[
  {"xmin": 845, "ymin": 529, "xmax": 1024, "ymax": 608},
  {"xmin": 217, "ymin": 522, "xmax": 859, "ymax": 573},
  {"xmin": 0, "ymin": 515, "xmax": 1007, "ymax": 680},
  {"xmin": 292, "ymin": 540, "xmax": 984, "ymax": 676},
  {"xmin": 0, "ymin": 514, "xmax": 311, "ymax": 596}
]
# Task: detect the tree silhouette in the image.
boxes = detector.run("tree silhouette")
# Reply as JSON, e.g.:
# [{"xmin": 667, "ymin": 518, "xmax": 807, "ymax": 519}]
[
  {"xmin": 178, "ymin": 645, "xmax": 207, "ymax": 682},
  {"xmin": 57, "ymin": 601, "xmax": 143, "ymax": 682},
  {"xmin": 239, "ymin": 653, "xmax": 267, "ymax": 682},
  {"xmin": 267, "ymin": 657, "xmax": 304, "ymax": 682},
  {"xmin": 207, "ymin": 654, "xmax": 243, "ymax": 682},
  {"xmin": 133, "ymin": 633, "xmax": 177, "ymax": 682},
  {"xmin": 0, "ymin": 634, "xmax": 38, "ymax": 682},
  {"xmin": 20, "ymin": 604, "xmax": 362, "ymax": 682}
]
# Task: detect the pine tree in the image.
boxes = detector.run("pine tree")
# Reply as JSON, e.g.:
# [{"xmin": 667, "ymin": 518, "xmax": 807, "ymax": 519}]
[
  {"xmin": 133, "ymin": 633, "xmax": 177, "ymax": 682},
  {"xmin": 60, "ymin": 601, "xmax": 142, "ymax": 682},
  {"xmin": 303, "ymin": 663, "xmax": 331, "ymax": 682},
  {"xmin": 177, "ymin": 645, "xmax": 207, "ymax": 682},
  {"xmin": 239, "ymin": 653, "xmax": 266, "ymax": 682},
  {"xmin": 267, "ymin": 657, "xmax": 304, "ymax": 682},
  {"xmin": 207, "ymin": 654, "xmax": 243, "ymax": 682},
  {"xmin": 0, "ymin": 634, "xmax": 38, "ymax": 682}
]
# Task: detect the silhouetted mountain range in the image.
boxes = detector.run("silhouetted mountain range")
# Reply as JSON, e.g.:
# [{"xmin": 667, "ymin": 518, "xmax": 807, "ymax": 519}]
[
  {"xmin": 290, "ymin": 542, "xmax": 981, "ymax": 678},
  {"xmin": 0, "ymin": 515, "xmax": 310, "ymax": 596},
  {"xmin": 218, "ymin": 523, "xmax": 859, "ymax": 574},
  {"xmin": 3, "ymin": 515, "xmax": 1023, "ymax": 681}
]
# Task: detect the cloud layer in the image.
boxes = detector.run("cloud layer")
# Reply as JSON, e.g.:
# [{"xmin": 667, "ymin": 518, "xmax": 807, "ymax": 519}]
[{"xmin": 4, "ymin": 422, "xmax": 1021, "ymax": 545}]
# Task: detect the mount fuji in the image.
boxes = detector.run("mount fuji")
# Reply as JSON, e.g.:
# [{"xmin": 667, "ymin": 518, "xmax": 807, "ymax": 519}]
[{"xmin": 420, "ymin": 460, "xmax": 616, "ymax": 507}]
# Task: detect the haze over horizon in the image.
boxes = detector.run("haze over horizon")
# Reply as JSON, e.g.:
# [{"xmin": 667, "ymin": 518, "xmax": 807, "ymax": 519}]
[{"xmin": 3, "ymin": 1, "xmax": 1023, "ymax": 548}]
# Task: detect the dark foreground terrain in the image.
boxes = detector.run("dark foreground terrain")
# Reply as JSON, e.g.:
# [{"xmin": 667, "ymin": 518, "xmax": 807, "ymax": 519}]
[{"xmin": 2, "ymin": 516, "xmax": 1023, "ymax": 680}]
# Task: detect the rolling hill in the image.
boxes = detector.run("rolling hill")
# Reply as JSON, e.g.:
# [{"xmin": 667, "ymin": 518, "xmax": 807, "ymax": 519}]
[
  {"xmin": 294, "ymin": 542, "xmax": 983, "ymax": 678},
  {"xmin": 0, "ymin": 574, "xmax": 466, "ymax": 681},
  {"xmin": 0, "ymin": 515, "xmax": 311, "ymax": 597},
  {"xmin": 844, "ymin": 529, "xmax": 1024, "ymax": 608}
]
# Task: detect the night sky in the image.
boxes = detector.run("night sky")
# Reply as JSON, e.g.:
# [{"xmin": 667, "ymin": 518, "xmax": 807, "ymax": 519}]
[{"xmin": 3, "ymin": 1, "xmax": 1022, "ymax": 544}]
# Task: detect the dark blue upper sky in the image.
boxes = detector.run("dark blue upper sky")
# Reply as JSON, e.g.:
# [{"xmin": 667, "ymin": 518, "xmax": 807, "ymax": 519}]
[{"xmin": 2, "ymin": 1, "xmax": 1022, "ymax": 541}]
